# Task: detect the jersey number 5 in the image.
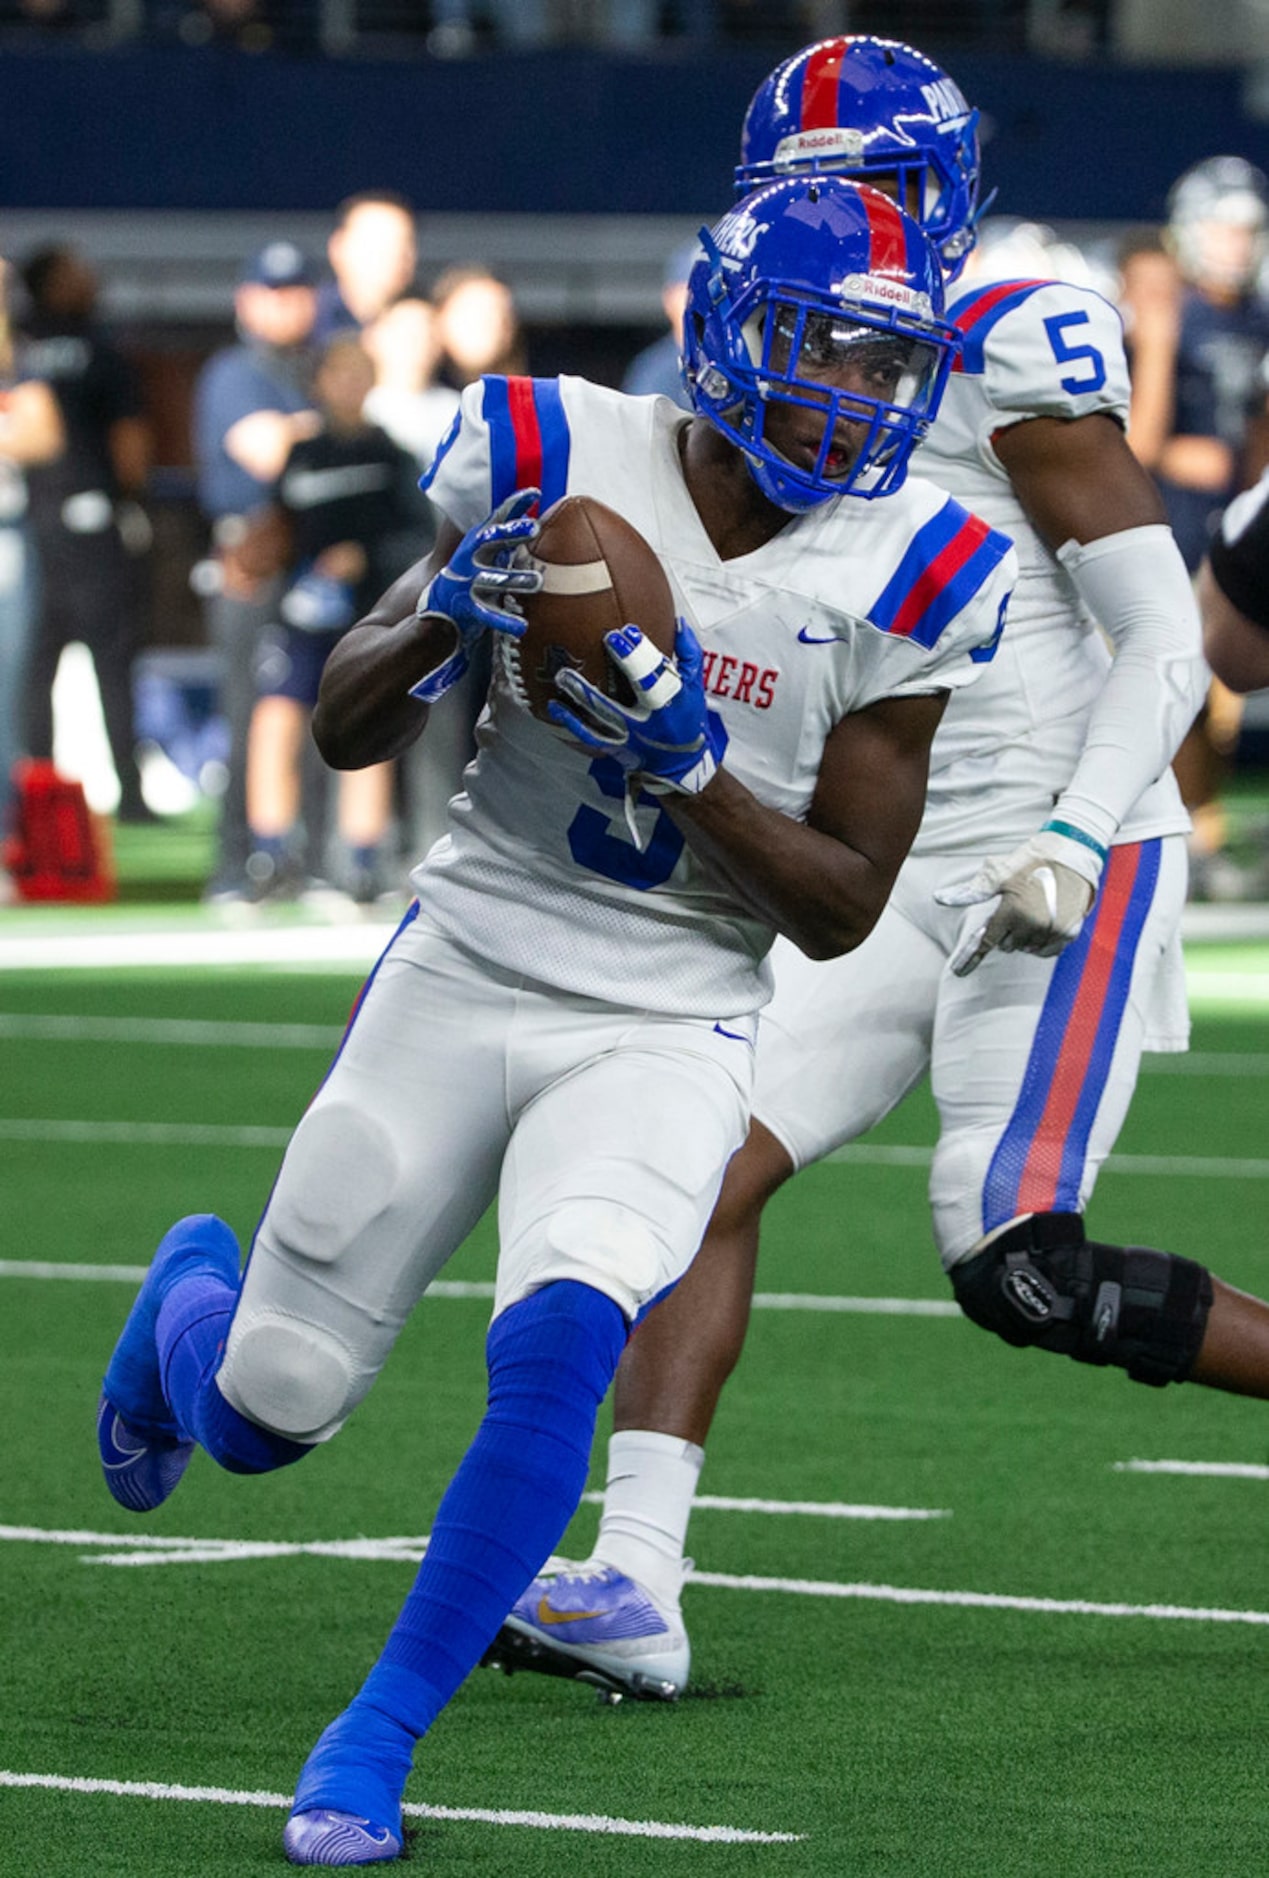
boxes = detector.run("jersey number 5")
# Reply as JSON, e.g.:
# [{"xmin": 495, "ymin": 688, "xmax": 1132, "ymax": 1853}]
[{"xmin": 1043, "ymin": 311, "xmax": 1107, "ymax": 396}]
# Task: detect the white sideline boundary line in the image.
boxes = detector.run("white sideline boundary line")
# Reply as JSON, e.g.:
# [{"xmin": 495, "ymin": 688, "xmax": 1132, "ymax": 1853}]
[
  {"xmin": 1115, "ymin": 1458, "xmax": 1269, "ymax": 1481},
  {"xmin": 0, "ymin": 1772, "xmax": 803, "ymax": 1844},
  {"xmin": 4, "ymin": 1525, "xmax": 1266, "ymax": 1625}
]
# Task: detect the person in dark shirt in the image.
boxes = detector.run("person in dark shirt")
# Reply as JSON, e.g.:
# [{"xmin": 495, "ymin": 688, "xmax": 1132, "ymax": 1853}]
[
  {"xmin": 1149, "ymin": 159, "xmax": 1269, "ymax": 898},
  {"xmin": 192, "ymin": 240, "xmax": 319, "ymax": 899},
  {"xmin": 241, "ymin": 331, "xmax": 433, "ymax": 902},
  {"xmin": 18, "ymin": 242, "xmax": 154, "ymax": 823}
]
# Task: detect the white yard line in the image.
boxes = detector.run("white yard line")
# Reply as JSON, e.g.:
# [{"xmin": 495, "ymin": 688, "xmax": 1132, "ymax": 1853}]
[
  {"xmin": 2, "ymin": 1524, "xmax": 1263, "ymax": 1625},
  {"xmin": 827, "ymin": 1142, "xmax": 1269, "ymax": 1179},
  {"xmin": 0, "ymin": 1771, "xmax": 802, "ymax": 1844},
  {"xmin": 581, "ymin": 1492, "xmax": 950, "ymax": 1520},
  {"xmin": 4, "ymin": 1013, "xmax": 1268, "ymax": 1075},
  {"xmin": 0, "ymin": 1012, "xmax": 344, "ymax": 1048},
  {"xmin": 1114, "ymin": 1458, "xmax": 1269, "ymax": 1481},
  {"xmin": 686, "ymin": 1571, "xmax": 1269, "ymax": 1625},
  {"xmin": 0, "ymin": 1259, "xmax": 957, "ymax": 1317},
  {"xmin": 4, "ymin": 1114, "xmax": 1269, "ymax": 1180}
]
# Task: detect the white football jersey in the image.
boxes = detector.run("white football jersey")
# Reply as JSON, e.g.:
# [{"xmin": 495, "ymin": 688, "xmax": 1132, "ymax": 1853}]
[
  {"xmin": 913, "ymin": 278, "xmax": 1190, "ymax": 854},
  {"xmin": 414, "ymin": 375, "xmax": 1015, "ymax": 1018}
]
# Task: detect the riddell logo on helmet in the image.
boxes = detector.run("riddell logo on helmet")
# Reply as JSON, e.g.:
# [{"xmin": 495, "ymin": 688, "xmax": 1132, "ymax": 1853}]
[
  {"xmin": 776, "ymin": 128, "xmax": 865, "ymax": 162},
  {"xmin": 835, "ymin": 272, "xmax": 932, "ymax": 317}
]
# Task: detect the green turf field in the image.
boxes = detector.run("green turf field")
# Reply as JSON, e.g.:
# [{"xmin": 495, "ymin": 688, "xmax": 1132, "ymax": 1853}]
[{"xmin": 2, "ymin": 943, "xmax": 1268, "ymax": 1876}]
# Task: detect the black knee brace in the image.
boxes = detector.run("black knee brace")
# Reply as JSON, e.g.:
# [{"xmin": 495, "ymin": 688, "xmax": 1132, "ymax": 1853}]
[{"xmin": 949, "ymin": 1213, "xmax": 1213, "ymax": 1387}]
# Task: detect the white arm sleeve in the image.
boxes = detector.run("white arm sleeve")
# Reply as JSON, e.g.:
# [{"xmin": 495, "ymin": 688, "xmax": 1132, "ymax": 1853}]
[{"xmin": 1052, "ymin": 524, "xmax": 1209, "ymax": 849}]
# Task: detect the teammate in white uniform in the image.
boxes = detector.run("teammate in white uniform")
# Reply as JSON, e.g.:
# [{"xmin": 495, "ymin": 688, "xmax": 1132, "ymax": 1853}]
[
  {"xmin": 94, "ymin": 175, "xmax": 1015, "ymax": 1868},
  {"xmin": 490, "ymin": 37, "xmax": 1269, "ymax": 1708}
]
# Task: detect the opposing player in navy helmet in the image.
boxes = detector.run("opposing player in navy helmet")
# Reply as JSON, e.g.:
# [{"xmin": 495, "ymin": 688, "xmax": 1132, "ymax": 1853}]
[{"xmin": 1167, "ymin": 155, "xmax": 1269, "ymax": 298}]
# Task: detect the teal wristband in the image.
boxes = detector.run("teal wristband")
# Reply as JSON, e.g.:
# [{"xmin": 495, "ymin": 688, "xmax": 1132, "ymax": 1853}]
[{"xmin": 1043, "ymin": 819, "xmax": 1109, "ymax": 863}]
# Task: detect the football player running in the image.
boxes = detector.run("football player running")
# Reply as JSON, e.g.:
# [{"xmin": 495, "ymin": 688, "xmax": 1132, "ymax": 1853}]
[
  {"xmin": 95, "ymin": 175, "xmax": 1016, "ymax": 1867},
  {"xmin": 490, "ymin": 36, "xmax": 1259, "ymax": 1708}
]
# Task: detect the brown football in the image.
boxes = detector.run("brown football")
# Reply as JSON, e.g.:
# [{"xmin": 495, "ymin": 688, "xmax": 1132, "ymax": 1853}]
[{"xmin": 501, "ymin": 494, "xmax": 678, "ymax": 722}]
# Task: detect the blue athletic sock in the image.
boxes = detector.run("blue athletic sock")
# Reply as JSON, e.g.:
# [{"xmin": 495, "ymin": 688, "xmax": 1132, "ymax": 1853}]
[
  {"xmin": 249, "ymin": 831, "xmax": 291, "ymax": 858},
  {"xmin": 304, "ymin": 1280, "xmax": 628, "ymax": 1790},
  {"xmin": 157, "ymin": 1273, "xmax": 308, "ymax": 1476}
]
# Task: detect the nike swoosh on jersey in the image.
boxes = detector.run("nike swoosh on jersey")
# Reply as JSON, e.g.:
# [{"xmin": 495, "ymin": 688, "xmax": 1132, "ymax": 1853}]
[
  {"xmin": 796, "ymin": 625, "xmax": 842, "ymax": 645},
  {"xmin": 281, "ymin": 464, "xmax": 395, "ymax": 508},
  {"xmin": 535, "ymin": 1597, "xmax": 607, "ymax": 1627},
  {"xmin": 713, "ymin": 1022, "xmax": 751, "ymax": 1043}
]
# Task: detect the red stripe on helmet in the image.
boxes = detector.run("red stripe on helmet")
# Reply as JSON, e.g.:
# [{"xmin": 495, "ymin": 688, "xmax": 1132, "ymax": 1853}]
[
  {"xmin": 800, "ymin": 40, "xmax": 846, "ymax": 131},
  {"xmin": 862, "ymin": 187, "xmax": 909, "ymax": 275}
]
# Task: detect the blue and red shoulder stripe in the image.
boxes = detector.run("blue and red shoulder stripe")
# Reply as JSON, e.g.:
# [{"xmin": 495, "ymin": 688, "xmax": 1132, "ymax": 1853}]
[
  {"xmin": 868, "ymin": 497, "xmax": 1012, "ymax": 651},
  {"xmin": 946, "ymin": 278, "xmax": 1050, "ymax": 375},
  {"xmin": 482, "ymin": 375, "xmax": 571, "ymax": 513}
]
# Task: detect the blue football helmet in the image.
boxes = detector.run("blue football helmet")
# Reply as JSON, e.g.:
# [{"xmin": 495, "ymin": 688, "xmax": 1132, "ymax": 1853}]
[
  {"xmin": 736, "ymin": 36, "xmax": 983, "ymax": 282},
  {"xmin": 683, "ymin": 176, "xmax": 959, "ymax": 513}
]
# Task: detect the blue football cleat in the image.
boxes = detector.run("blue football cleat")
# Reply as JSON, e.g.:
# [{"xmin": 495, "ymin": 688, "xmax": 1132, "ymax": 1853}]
[
  {"xmin": 96, "ymin": 1395, "xmax": 196, "ymax": 1515},
  {"xmin": 283, "ymin": 1811, "xmax": 402, "ymax": 1867},
  {"xmin": 97, "ymin": 1213, "xmax": 240, "ymax": 1513},
  {"xmin": 286, "ymin": 1698, "xmax": 413, "ymax": 1867},
  {"xmin": 484, "ymin": 1563, "xmax": 689, "ymax": 1701}
]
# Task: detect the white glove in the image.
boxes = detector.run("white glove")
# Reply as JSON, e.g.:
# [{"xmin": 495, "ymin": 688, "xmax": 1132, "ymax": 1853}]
[{"xmin": 934, "ymin": 823, "xmax": 1107, "ymax": 977}]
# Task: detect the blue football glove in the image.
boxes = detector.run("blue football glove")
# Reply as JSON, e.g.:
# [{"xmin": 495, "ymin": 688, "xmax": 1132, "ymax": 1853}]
[
  {"xmin": 548, "ymin": 617, "xmax": 725, "ymax": 796},
  {"xmin": 409, "ymin": 488, "xmax": 542, "ymax": 704}
]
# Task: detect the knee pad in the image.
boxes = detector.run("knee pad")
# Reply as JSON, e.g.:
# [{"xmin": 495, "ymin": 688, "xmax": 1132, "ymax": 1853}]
[
  {"xmin": 949, "ymin": 1213, "xmax": 1213, "ymax": 1387},
  {"xmin": 218, "ymin": 1311, "xmax": 358, "ymax": 1441},
  {"xmin": 266, "ymin": 1102, "xmax": 399, "ymax": 1266}
]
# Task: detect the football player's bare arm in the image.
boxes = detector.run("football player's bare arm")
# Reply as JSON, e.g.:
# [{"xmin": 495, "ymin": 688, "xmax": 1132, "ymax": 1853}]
[
  {"xmin": 665, "ymin": 689, "xmax": 948, "ymax": 961},
  {"xmin": 1198, "ymin": 558, "xmax": 1269, "ymax": 693},
  {"xmin": 312, "ymin": 521, "xmax": 463, "ymax": 770},
  {"xmin": 991, "ymin": 410, "xmax": 1165, "ymax": 546}
]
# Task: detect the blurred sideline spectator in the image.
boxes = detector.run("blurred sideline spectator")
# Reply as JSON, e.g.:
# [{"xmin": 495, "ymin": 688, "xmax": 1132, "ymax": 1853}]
[
  {"xmin": 192, "ymin": 239, "xmax": 319, "ymax": 900},
  {"xmin": 361, "ymin": 295, "xmax": 459, "ymax": 470},
  {"xmin": 432, "ymin": 264, "xmax": 526, "ymax": 387},
  {"xmin": 239, "ymin": 332, "xmax": 432, "ymax": 903},
  {"xmin": 1116, "ymin": 227, "xmax": 1182, "ymax": 473},
  {"xmin": 315, "ymin": 191, "xmax": 418, "ymax": 344},
  {"xmin": 620, "ymin": 238, "xmax": 697, "ymax": 410},
  {"xmin": 18, "ymin": 242, "xmax": 155, "ymax": 824},
  {"xmin": 398, "ymin": 263, "xmax": 529, "ymax": 863},
  {"xmin": 0, "ymin": 256, "xmax": 64, "ymax": 901},
  {"xmin": 1153, "ymin": 158, "xmax": 1269, "ymax": 899}
]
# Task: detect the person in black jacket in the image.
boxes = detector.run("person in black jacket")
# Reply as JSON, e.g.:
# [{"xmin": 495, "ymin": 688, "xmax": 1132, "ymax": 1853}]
[
  {"xmin": 242, "ymin": 331, "xmax": 434, "ymax": 902},
  {"xmin": 18, "ymin": 243, "xmax": 154, "ymax": 822}
]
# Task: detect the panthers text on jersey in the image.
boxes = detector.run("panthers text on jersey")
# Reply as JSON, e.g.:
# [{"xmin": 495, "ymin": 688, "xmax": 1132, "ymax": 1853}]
[
  {"xmin": 414, "ymin": 374, "xmax": 1016, "ymax": 1019},
  {"xmin": 914, "ymin": 277, "xmax": 1191, "ymax": 858}
]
